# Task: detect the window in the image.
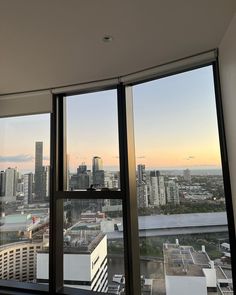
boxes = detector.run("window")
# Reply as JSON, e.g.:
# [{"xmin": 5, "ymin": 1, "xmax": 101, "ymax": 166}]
[
  {"xmin": 65, "ymin": 90, "xmax": 120, "ymax": 191},
  {"xmin": 132, "ymin": 66, "xmax": 234, "ymax": 294},
  {"xmin": 0, "ymin": 114, "xmax": 50, "ymax": 289},
  {"xmin": 0, "ymin": 60, "xmax": 235, "ymax": 295},
  {"xmin": 62, "ymin": 199, "xmax": 124, "ymax": 292},
  {"xmin": 48, "ymin": 89, "xmax": 126, "ymax": 294}
]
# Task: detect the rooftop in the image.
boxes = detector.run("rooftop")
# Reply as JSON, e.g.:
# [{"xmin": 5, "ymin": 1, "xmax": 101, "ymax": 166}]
[
  {"xmin": 0, "ymin": 240, "xmax": 41, "ymax": 252},
  {"xmin": 0, "ymin": 213, "xmax": 49, "ymax": 232},
  {"xmin": 115, "ymin": 212, "xmax": 227, "ymax": 232},
  {"xmin": 59, "ymin": 231, "xmax": 105, "ymax": 254},
  {"xmin": 163, "ymin": 243, "xmax": 210, "ymax": 277}
]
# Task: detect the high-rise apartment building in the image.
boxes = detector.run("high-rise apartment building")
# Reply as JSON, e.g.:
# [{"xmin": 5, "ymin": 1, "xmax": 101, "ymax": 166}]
[
  {"xmin": 137, "ymin": 164, "xmax": 146, "ymax": 185},
  {"xmin": 0, "ymin": 170, "xmax": 5, "ymax": 197},
  {"xmin": 23, "ymin": 173, "xmax": 33, "ymax": 204},
  {"xmin": 77, "ymin": 163, "xmax": 87, "ymax": 175},
  {"xmin": 70, "ymin": 163, "xmax": 90, "ymax": 190},
  {"xmin": 44, "ymin": 166, "xmax": 50, "ymax": 200},
  {"xmin": 183, "ymin": 169, "xmax": 191, "ymax": 183},
  {"xmin": 150, "ymin": 171, "xmax": 166, "ymax": 206},
  {"xmin": 78, "ymin": 173, "xmax": 90, "ymax": 189},
  {"xmin": 149, "ymin": 176, "xmax": 159, "ymax": 206},
  {"xmin": 157, "ymin": 176, "xmax": 166, "ymax": 206},
  {"xmin": 149, "ymin": 171, "xmax": 167, "ymax": 206},
  {"xmin": 35, "ymin": 142, "xmax": 46, "ymax": 201},
  {"xmin": 166, "ymin": 179, "xmax": 180, "ymax": 205},
  {"xmin": 77, "ymin": 163, "xmax": 90, "ymax": 189},
  {"xmin": 4, "ymin": 168, "xmax": 17, "ymax": 202},
  {"xmin": 137, "ymin": 184, "xmax": 148, "ymax": 208},
  {"xmin": 137, "ymin": 164, "xmax": 148, "ymax": 208}
]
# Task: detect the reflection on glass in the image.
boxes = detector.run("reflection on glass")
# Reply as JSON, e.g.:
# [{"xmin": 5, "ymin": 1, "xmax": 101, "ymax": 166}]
[
  {"xmin": 66, "ymin": 90, "xmax": 120, "ymax": 191},
  {"xmin": 0, "ymin": 114, "xmax": 50, "ymax": 285},
  {"xmin": 60, "ymin": 199, "xmax": 125, "ymax": 293},
  {"xmin": 133, "ymin": 66, "xmax": 234, "ymax": 294}
]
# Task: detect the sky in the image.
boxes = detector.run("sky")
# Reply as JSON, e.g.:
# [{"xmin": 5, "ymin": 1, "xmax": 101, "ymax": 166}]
[
  {"xmin": 133, "ymin": 65, "xmax": 221, "ymax": 170},
  {"xmin": 66, "ymin": 89, "xmax": 119, "ymax": 172},
  {"xmin": 0, "ymin": 114, "xmax": 50, "ymax": 173},
  {"xmin": 0, "ymin": 65, "xmax": 222, "ymax": 173}
]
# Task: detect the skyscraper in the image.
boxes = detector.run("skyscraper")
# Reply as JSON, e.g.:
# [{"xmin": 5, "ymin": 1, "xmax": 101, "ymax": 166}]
[
  {"xmin": 0, "ymin": 171, "xmax": 5, "ymax": 197},
  {"xmin": 137, "ymin": 164, "xmax": 148, "ymax": 208},
  {"xmin": 183, "ymin": 169, "xmax": 191, "ymax": 182},
  {"xmin": 5, "ymin": 168, "xmax": 17, "ymax": 201},
  {"xmin": 166, "ymin": 179, "xmax": 180, "ymax": 205},
  {"xmin": 158, "ymin": 175, "xmax": 166, "ymax": 205},
  {"xmin": 23, "ymin": 173, "xmax": 33, "ymax": 204},
  {"xmin": 77, "ymin": 163, "xmax": 87, "ymax": 175},
  {"xmin": 45, "ymin": 166, "xmax": 50, "ymax": 200},
  {"xmin": 149, "ymin": 176, "xmax": 159, "ymax": 206},
  {"xmin": 92, "ymin": 156, "xmax": 103, "ymax": 173},
  {"xmin": 137, "ymin": 164, "xmax": 146, "ymax": 185},
  {"xmin": 149, "ymin": 171, "xmax": 166, "ymax": 206},
  {"xmin": 92, "ymin": 157, "xmax": 104, "ymax": 188},
  {"xmin": 35, "ymin": 142, "xmax": 45, "ymax": 201}
]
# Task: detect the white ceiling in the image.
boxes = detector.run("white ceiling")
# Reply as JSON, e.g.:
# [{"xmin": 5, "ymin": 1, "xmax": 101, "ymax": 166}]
[{"xmin": 0, "ymin": 0, "xmax": 235, "ymax": 94}]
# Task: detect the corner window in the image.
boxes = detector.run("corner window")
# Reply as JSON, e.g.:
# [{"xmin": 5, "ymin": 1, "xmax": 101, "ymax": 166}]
[
  {"xmin": 133, "ymin": 65, "xmax": 234, "ymax": 294},
  {"xmin": 0, "ymin": 62, "xmax": 235, "ymax": 295},
  {"xmin": 0, "ymin": 114, "xmax": 50, "ymax": 288}
]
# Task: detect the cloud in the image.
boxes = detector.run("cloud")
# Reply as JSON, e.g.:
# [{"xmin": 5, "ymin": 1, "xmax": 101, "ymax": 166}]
[
  {"xmin": 0, "ymin": 154, "xmax": 34, "ymax": 163},
  {"xmin": 184, "ymin": 155, "xmax": 195, "ymax": 161}
]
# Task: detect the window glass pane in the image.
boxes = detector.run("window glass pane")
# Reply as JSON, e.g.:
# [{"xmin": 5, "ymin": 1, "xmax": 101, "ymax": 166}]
[
  {"xmin": 133, "ymin": 66, "xmax": 234, "ymax": 294},
  {"xmin": 0, "ymin": 114, "xmax": 50, "ymax": 286},
  {"xmin": 53, "ymin": 199, "xmax": 125, "ymax": 293},
  {"xmin": 65, "ymin": 90, "xmax": 120, "ymax": 191}
]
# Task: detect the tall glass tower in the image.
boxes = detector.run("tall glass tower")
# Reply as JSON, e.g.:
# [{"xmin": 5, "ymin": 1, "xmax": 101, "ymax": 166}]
[
  {"xmin": 35, "ymin": 141, "xmax": 45, "ymax": 201},
  {"xmin": 92, "ymin": 156, "xmax": 103, "ymax": 173},
  {"xmin": 92, "ymin": 156, "xmax": 104, "ymax": 188}
]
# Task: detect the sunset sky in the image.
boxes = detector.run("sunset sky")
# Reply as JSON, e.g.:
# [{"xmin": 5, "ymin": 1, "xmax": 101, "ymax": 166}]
[
  {"xmin": 0, "ymin": 65, "xmax": 222, "ymax": 173},
  {"xmin": 0, "ymin": 114, "xmax": 50, "ymax": 173},
  {"xmin": 133, "ymin": 65, "xmax": 221, "ymax": 170}
]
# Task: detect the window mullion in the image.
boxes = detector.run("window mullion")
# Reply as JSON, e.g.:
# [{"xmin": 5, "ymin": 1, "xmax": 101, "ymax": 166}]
[
  {"xmin": 49, "ymin": 95, "xmax": 64, "ymax": 293},
  {"xmin": 118, "ymin": 84, "xmax": 141, "ymax": 295},
  {"xmin": 212, "ymin": 60, "xmax": 236, "ymax": 291}
]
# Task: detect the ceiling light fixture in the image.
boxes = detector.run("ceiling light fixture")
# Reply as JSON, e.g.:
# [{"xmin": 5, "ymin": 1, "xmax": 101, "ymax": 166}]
[{"xmin": 102, "ymin": 35, "xmax": 113, "ymax": 43}]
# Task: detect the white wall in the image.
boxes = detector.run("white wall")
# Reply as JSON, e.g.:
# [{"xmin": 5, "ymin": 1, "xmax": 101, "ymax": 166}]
[
  {"xmin": 64, "ymin": 253, "xmax": 91, "ymax": 281},
  {"xmin": 219, "ymin": 12, "xmax": 236, "ymax": 231},
  {"xmin": 37, "ymin": 235, "xmax": 107, "ymax": 286},
  {"xmin": 202, "ymin": 268, "xmax": 217, "ymax": 288},
  {"xmin": 37, "ymin": 253, "xmax": 49, "ymax": 280},
  {"xmin": 165, "ymin": 276, "xmax": 207, "ymax": 295}
]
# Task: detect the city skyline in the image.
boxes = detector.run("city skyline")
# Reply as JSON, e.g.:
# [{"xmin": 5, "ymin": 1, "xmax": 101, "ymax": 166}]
[
  {"xmin": 0, "ymin": 66, "xmax": 222, "ymax": 172},
  {"xmin": 0, "ymin": 114, "xmax": 50, "ymax": 172}
]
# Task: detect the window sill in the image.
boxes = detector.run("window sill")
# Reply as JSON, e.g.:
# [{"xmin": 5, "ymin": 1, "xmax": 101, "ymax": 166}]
[{"xmin": 0, "ymin": 280, "xmax": 110, "ymax": 295}]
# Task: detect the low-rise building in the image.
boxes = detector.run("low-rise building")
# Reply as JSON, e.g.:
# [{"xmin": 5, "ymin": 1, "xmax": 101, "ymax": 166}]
[
  {"xmin": 163, "ymin": 241, "xmax": 217, "ymax": 295},
  {"xmin": 37, "ymin": 231, "xmax": 108, "ymax": 292},
  {"xmin": 0, "ymin": 241, "xmax": 43, "ymax": 282}
]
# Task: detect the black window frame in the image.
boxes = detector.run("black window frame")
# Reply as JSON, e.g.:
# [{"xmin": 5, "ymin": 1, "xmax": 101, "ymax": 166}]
[
  {"xmin": 0, "ymin": 58, "xmax": 235, "ymax": 295},
  {"xmin": 50, "ymin": 85, "xmax": 141, "ymax": 294}
]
